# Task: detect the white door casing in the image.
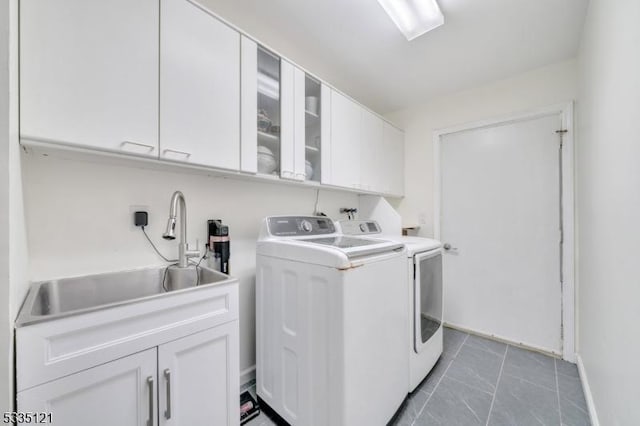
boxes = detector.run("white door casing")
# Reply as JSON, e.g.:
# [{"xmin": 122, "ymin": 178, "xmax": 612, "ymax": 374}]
[{"xmin": 434, "ymin": 103, "xmax": 575, "ymax": 360}]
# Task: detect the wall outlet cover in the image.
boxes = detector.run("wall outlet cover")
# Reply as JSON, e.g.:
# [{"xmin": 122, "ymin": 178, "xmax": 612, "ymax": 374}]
[{"xmin": 129, "ymin": 205, "xmax": 150, "ymax": 231}]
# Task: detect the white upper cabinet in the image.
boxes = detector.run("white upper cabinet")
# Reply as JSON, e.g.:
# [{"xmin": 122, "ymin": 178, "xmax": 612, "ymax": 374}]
[
  {"xmin": 20, "ymin": 0, "xmax": 159, "ymax": 157},
  {"xmin": 241, "ymin": 43, "xmax": 288, "ymax": 178},
  {"xmin": 360, "ymin": 110, "xmax": 385, "ymax": 192},
  {"xmin": 330, "ymin": 89, "xmax": 405, "ymax": 195},
  {"xmin": 293, "ymin": 68, "xmax": 330, "ymax": 183},
  {"xmin": 160, "ymin": 0, "xmax": 240, "ymax": 169},
  {"xmin": 20, "ymin": 1, "xmax": 404, "ymax": 195},
  {"xmin": 241, "ymin": 43, "xmax": 304, "ymax": 181},
  {"xmin": 330, "ymin": 90, "xmax": 362, "ymax": 189},
  {"xmin": 383, "ymin": 123, "xmax": 405, "ymax": 196}
]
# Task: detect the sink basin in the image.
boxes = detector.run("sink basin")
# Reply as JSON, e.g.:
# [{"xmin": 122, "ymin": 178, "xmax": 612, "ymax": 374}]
[{"xmin": 16, "ymin": 265, "xmax": 233, "ymax": 327}]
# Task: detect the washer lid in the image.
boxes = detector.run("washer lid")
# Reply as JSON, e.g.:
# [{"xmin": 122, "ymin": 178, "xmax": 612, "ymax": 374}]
[
  {"xmin": 299, "ymin": 236, "xmax": 404, "ymax": 258},
  {"xmin": 384, "ymin": 236, "xmax": 442, "ymax": 255},
  {"xmin": 256, "ymin": 237, "xmax": 404, "ymax": 268}
]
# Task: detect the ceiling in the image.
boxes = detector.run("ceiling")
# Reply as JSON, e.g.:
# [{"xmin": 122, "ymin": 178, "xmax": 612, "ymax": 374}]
[{"xmin": 200, "ymin": 0, "xmax": 589, "ymax": 114}]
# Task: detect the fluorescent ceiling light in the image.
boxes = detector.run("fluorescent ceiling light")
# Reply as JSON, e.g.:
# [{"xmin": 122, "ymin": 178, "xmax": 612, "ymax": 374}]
[{"xmin": 377, "ymin": 0, "xmax": 444, "ymax": 41}]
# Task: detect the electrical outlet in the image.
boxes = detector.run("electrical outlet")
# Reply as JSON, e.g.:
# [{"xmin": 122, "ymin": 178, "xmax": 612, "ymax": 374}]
[
  {"xmin": 418, "ymin": 213, "xmax": 428, "ymax": 225},
  {"xmin": 129, "ymin": 205, "xmax": 150, "ymax": 231}
]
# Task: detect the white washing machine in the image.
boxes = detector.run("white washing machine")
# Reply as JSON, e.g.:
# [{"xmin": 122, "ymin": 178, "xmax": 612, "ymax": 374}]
[
  {"xmin": 256, "ymin": 216, "xmax": 408, "ymax": 425},
  {"xmin": 339, "ymin": 220, "xmax": 444, "ymax": 392}
]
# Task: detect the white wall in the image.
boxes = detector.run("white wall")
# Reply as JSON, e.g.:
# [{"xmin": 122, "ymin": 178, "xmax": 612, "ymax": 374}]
[
  {"xmin": 0, "ymin": 0, "xmax": 11, "ymax": 413},
  {"xmin": 576, "ymin": 0, "xmax": 640, "ymax": 424},
  {"xmin": 385, "ymin": 59, "xmax": 578, "ymax": 236},
  {"xmin": 21, "ymin": 153, "xmax": 359, "ymax": 378},
  {"xmin": 0, "ymin": 0, "xmax": 23, "ymax": 412}
]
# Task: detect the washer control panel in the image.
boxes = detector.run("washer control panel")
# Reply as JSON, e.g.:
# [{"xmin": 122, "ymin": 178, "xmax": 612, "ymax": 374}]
[
  {"xmin": 267, "ymin": 216, "xmax": 336, "ymax": 236},
  {"xmin": 339, "ymin": 220, "xmax": 381, "ymax": 235}
]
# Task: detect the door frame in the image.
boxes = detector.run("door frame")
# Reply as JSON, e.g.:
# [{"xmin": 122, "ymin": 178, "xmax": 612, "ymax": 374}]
[{"xmin": 432, "ymin": 102, "xmax": 575, "ymax": 362}]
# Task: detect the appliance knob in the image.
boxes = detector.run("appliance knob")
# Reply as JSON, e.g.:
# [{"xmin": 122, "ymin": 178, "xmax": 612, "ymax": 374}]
[
  {"xmin": 359, "ymin": 223, "xmax": 367, "ymax": 232},
  {"xmin": 301, "ymin": 220, "xmax": 313, "ymax": 232}
]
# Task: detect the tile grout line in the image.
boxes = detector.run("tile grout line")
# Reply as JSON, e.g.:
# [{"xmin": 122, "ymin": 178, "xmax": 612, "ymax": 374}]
[
  {"xmin": 500, "ymin": 371, "xmax": 560, "ymax": 393},
  {"xmin": 485, "ymin": 344, "xmax": 508, "ymax": 426},
  {"xmin": 410, "ymin": 333, "xmax": 470, "ymax": 426},
  {"xmin": 445, "ymin": 375, "xmax": 494, "ymax": 397},
  {"xmin": 554, "ymin": 358, "xmax": 563, "ymax": 424}
]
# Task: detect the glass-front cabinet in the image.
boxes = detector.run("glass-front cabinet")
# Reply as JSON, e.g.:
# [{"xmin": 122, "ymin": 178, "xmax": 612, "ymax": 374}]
[
  {"xmin": 256, "ymin": 47, "xmax": 282, "ymax": 176},
  {"xmin": 241, "ymin": 35, "xmax": 329, "ymax": 183},
  {"xmin": 303, "ymin": 75, "xmax": 322, "ymax": 182}
]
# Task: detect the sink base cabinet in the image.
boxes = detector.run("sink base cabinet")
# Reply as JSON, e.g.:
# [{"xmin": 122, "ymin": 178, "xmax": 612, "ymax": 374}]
[
  {"xmin": 16, "ymin": 281, "xmax": 240, "ymax": 426},
  {"xmin": 18, "ymin": 349, "xmax": 158, "ymax": 426},
  {"xmin": 18, "ymin": 324, "xmax": 239, "ymax": 426}
]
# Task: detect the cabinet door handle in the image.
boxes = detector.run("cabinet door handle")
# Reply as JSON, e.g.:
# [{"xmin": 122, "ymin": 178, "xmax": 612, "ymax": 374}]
[
  {"xmin": 121, "ymin": 141, "xmax": 156, "ymax": 152},
  {"xmin": 146, "ymin": 376, "xmax": 154, "ymax": 426},
  {"xmin": 163, "ymin": 148, "xmax": 192, "ymax": 158},
  {"xmin": 164, "ymin": 369, "xmax": 172, "ymax": 420}
]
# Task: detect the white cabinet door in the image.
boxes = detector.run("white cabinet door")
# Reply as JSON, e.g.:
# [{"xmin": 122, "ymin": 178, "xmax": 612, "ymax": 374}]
[
  {"xmin": 240, "ymin": 36, "xmax": 258, "ymax": 173},
  {"xmin": 383, "ymin": 123, "xmax": 405, "ymax": 196},
  {"xmin": 320, "ymin": 84, "xmax": 332, "ymax": 185},
  {"xmin": 279, "ymin": 60, "xmax": 297, "ymax": 180},
  {"xmin": 158, "ymin": 322, "xmax": 240, "ymax": 426},
  {"xmin": 292, "ymin": 67, "xmax": 307, "ymax": 181},
  {"xmin": 360, "ymin": 110, "xmax": 384, "ymax": 192},
  {"xmin": 330, "ymin": 91, "xmax": 361, "ymax": 189},
  {"xmin": 20, "ymin": 0, "xmax": 159, "ymax": 157},
  {"xmin": 18, "ymin": 349, "xmax": 157, "ymax": 426},
  {"xmin": 160, "ymin": 0, "xmax": 240, "ymax": 169}
]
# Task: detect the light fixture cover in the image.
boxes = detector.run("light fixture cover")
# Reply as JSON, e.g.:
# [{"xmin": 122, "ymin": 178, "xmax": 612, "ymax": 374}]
[{"xmin": 377, "ymin": 0, "xmax": 444, "ymax": 41}]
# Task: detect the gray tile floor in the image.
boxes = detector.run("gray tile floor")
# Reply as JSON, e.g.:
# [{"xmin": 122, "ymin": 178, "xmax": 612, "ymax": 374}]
[{"xmin": 244, "ymin": 327, "xmax": 591, "ymax": 426}]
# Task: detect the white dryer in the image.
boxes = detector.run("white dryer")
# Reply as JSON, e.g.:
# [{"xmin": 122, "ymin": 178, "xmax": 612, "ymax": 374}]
[
  {"xmin": 256, "ymin": 216, "xmax": 408, "ymax": 425},
  {"xmin": 339, "ymin": 220, "xmax": 443, "ymax": 392}
]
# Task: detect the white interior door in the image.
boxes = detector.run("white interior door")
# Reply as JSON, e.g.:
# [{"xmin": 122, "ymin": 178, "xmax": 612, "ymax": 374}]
[{"xmin": 439, "ymin": 114, "xmax": 562, "ymax": 354}]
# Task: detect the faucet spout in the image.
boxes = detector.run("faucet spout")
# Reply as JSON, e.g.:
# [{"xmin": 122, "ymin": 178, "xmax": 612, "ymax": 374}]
[{"xmin": 163, "ymin": 191, "xmax": 199, "ymax": 267}]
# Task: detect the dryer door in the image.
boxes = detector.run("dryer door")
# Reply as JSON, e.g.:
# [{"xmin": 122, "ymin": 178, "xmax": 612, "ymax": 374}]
[{"xmin": 414, "ymin": 250, "xmax": 443, "ymax": 353}]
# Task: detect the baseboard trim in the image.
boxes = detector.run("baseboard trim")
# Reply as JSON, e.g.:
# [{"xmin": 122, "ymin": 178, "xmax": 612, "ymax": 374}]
[
  {"xmin": 576, "ymin": 354, "xmax": 600, "ymax": 426},
  {"xmin": 240, "ymin": 365, "xmax": 256, "ymax": 388},
  {"xmin": 443, "ymin": 322, "xmax": 562, "ymax": 359}
]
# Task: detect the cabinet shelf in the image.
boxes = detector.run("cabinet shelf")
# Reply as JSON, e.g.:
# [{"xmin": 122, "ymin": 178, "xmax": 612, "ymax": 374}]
[
  {"xmin": 258, "ymin": 88, "xmax": 279, "ymax": 102},
  {"xmin": 305, "ymin": 145, "xmax": 320, "ymax": 154},
  {"xmin": 305, "ymin": 110, "xmax": 319, "ymax": 119},
  {"xmin": 258, "ymin": 131, "xmax": 280, "ymax": 152}
]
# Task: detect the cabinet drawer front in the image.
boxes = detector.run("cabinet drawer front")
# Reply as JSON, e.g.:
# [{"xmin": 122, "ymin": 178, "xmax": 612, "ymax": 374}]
[{"xmin": 17, "ymin": 283, "xmax": 238, "ymax": 391}]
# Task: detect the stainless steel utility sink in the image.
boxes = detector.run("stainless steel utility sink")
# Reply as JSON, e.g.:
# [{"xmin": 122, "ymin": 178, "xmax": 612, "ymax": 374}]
[{"xmin": 16, "ymin": 265, "xmax": 234, "ymax": 327}]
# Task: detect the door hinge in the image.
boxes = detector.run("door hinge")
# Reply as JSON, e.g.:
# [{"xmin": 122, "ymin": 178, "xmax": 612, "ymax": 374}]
[{"xmin": 556, "ymin": 129, "xmax": 567, "ymax": 147}]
